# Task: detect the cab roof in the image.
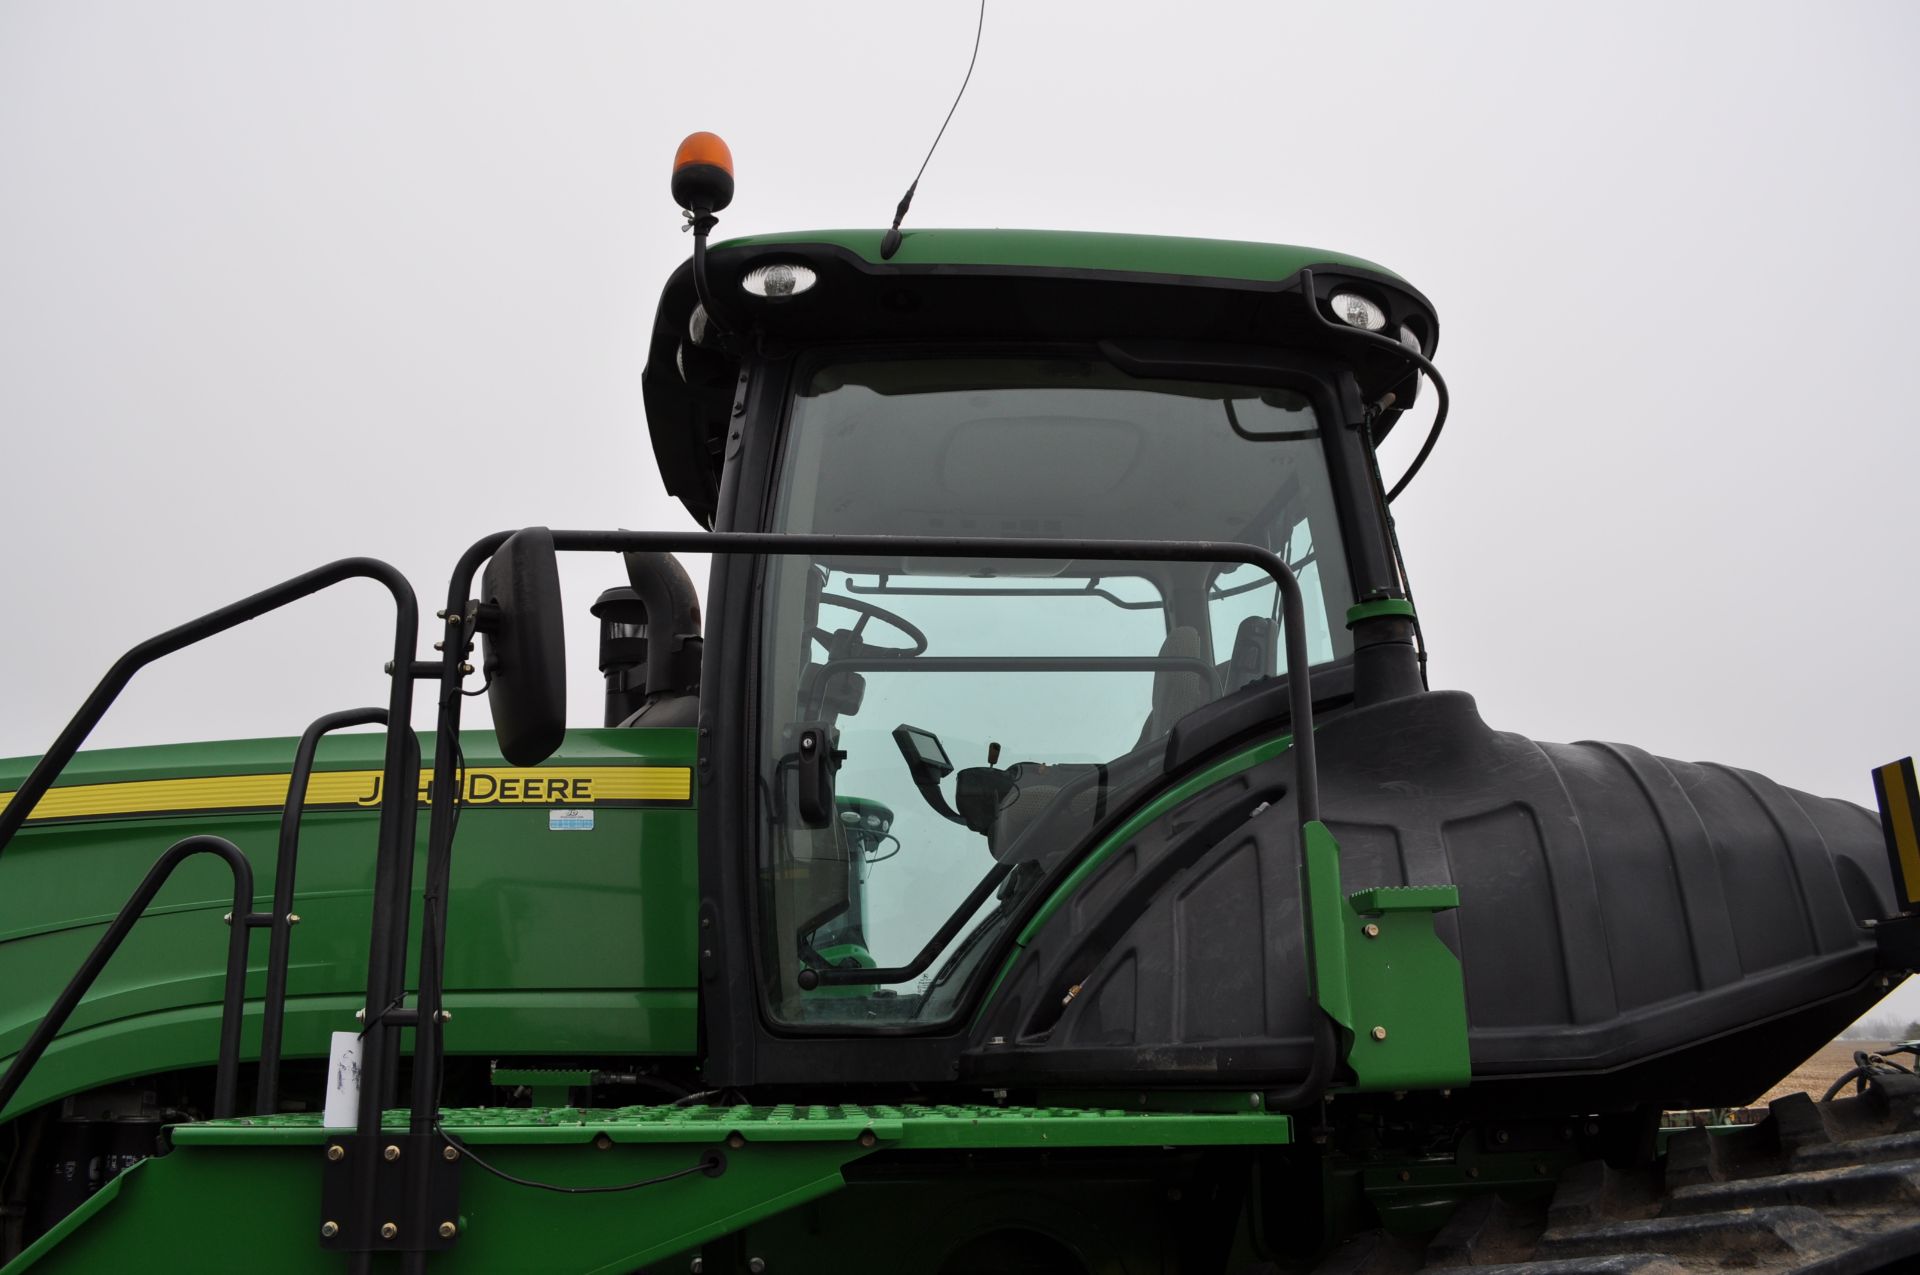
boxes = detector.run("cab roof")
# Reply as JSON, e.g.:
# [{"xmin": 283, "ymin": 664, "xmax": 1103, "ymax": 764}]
[
  {"xmin": 717, "ymin": 228, "xmax": 1405, "ymax": 285},
  {"xmin": 644, "ymin": 228, "xmax": 1434, "ymax": 526}
]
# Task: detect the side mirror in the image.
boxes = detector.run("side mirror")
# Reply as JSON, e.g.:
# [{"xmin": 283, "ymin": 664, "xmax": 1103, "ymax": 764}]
[{"xmin": 478, "ymin": 527, "xmax": 567, "ymax": 767}]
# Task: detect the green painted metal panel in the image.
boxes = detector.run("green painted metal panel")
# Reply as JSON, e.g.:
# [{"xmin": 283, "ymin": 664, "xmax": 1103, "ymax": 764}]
[
  {"xmin": 175, "ymin": 1102, "xmax": 1294, "ymax": 1150},
  {"xmin": 0, "ymin": 728, "xmax": 701, "ymax": 1121},
  {"xmin": 1340, "ymin": 883, "xmax": 1471, "ymax": 1093},
  {"xmin": 1302, "ymin": 820, "xmax": 1355, "ymax": 1033},
  {"xmin": 11, "ymin": 1105, "xmax": 1292, "ymax": 1272},
  {"xmin": 0, "ymin": 1140, "xmax": 859, "ymax": 1275},
  {"xmin": 717, "ymin": 227, "xmax": 1404, "ymax": 283}
]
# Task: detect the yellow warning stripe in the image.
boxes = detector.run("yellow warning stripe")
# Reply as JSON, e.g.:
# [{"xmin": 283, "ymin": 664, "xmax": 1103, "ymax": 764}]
[
  {"xmin": 1878, "ymin": 760, "xmax": 1920, "ymax": 905},
  {"xmin": 0, "ymin": 766, "xmax": 692, "ymax": 823}
]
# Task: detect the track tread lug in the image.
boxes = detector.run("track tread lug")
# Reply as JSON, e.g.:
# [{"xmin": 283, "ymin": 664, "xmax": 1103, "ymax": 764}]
[{"xmin": 1665, "ymin": 1159, "xmax": 1920, "ymax": 1215}]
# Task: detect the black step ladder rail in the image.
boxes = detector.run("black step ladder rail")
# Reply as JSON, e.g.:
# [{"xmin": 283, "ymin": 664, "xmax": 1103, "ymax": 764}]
[
  {"xmin": 0, "ymin": 556, "xmax": 424, "ymax": 1265},
  {"xmin": 0, "ymin": 836, "xmax": 259, "ymax": 1120},
  {"xmin": 255, "ymin": 706, "xmax": 391, "ymax": 1118}
]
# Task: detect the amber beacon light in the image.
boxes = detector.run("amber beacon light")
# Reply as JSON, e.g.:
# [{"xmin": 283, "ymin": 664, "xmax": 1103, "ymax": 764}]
[{"xmin": 672, "ymin": 131, "xmax": 734, "ymax": 215}]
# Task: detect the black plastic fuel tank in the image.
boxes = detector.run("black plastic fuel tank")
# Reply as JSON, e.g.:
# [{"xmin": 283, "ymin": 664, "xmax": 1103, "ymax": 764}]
[{"xmin": 974, "ymin": 691, "xmax": 1903, "ymax": 1110}]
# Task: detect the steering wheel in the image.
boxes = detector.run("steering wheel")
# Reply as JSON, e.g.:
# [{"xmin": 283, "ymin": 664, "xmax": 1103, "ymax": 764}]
[{"xmin": 811, "ymin": 593, "xmax": 929, "ymax": 657}]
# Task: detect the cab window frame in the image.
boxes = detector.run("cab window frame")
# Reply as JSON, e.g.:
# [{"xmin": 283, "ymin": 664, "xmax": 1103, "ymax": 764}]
[{"xmin": 730, "ymin": 341, "xmax": 1372, "ymax": 1039}]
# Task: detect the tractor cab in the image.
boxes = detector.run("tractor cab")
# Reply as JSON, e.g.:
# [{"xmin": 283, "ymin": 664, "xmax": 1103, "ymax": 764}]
[
  {"xmin": 3, "ymin": 133, "xmax": 1914, "ymax": 1274},
  {"xmin": 635, "ymin": 140, "xmax": 1445, "ymax": 1077}
]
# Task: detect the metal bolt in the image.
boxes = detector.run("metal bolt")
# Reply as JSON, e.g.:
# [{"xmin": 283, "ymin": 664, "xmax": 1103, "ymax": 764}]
[
  {"xmin": 1370, "ymin": 1026, "xmax": 1387, "ymax": 1042},
  {"xmin": 435, "ymin": 609, "xmax": 449, "ymax": 620},
  {"xmin": 459, "ymin": 662, "xmax": 474, "ymax": 675},
  {"xmin": 691, "ymin": 1260, "xmax": 704, "ymax": 1274},
  {"xmin": 1397, "ymin": 1169, "xmax": 1411, "ymax": 1182},
  {"xmin": 321, "ymin": 1221, "xmax": 339, "ymax": 1237},
  {"xmin": 355, "ymin": 1008, "xmax": 366, "ymax": 1021},
  {"xmin": 381, "ymin": 1223, "xmax": 398, "ymax": 1240},
  {"xmin": 326, "ymin": 1143, "xmax": 345, "ymax": 1161},
  {"xmin": 748, "ymin": 1260, "xmax": 766, "ymax": 1274},
  {"xmin": 223, "ymin": 912, "xmax": 233, "ymax": 925},
  {"xmin": 858, "ymin": 1131, "xmax": 876, "ymax": 1148},
  {"xmin": 442, "ymin": 1145, "xmax": 459, "ymax": 1162},
  {"xmin": 593, "ymin": 1132, "xmax": 614, "ymax": 1151},
  {"xmin": 384, "ymin": 1144, "xmax": 401, "ymax": 1161},
  {"xmin": 1249, "ymin": 1093, "xmax": 1261, "ymax": 1109},
  {"xmin": 438, "ymin": 1010, "xmax": 453, "ymax": 1022},
  {"xmin": 434, "ymin": 640, "xmax": 446, "ymax": 651},
  {"xmin": 439, "ymin": 1221, "xmax": 457, "ymax": 1239},
  {"xmin": 727, "ymin": 1133, "xmax": 746, "ymax": 1149},
  {"xmin": 287, "ymin": 913, "xmax": 300, "ymax": 925},
  {"xmin": 1495, "ymin": 1129, "xmax": 1511, "ymax": 1145},
  {"xmin": 1362, "ymin": 922, "xmax": 1381, "ymax": 939},
  {"xmin": 1467, "ymin": 1167, "xmax": 1480, "ymax": 1179}
]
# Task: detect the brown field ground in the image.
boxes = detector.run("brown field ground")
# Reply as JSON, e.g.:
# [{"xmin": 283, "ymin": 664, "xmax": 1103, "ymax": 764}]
[{"xmin": 1753, "ymin": 1040, "xmax": 1903, "ymax": 1108}]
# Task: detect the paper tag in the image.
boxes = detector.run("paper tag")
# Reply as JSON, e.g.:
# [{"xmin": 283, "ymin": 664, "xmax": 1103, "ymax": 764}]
[
  {"xmin": 322, "ymin": 1030, "xmax": 362, "ymax": 1128},
  {"xmin": 549, "ymin": 809, "xmax": 594, "ymax": 831}
]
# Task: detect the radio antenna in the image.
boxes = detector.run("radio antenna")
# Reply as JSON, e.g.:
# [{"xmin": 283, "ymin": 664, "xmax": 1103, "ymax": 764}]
[{"xmin": 880, "ymin": 0, "xmax": 987, "ymax": 261}]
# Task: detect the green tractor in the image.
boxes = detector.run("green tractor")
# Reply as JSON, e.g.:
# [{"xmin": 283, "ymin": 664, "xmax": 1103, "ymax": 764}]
[{"xmin": 1, "ymin": 134, "xmax": 1917, "ymax": 1273}]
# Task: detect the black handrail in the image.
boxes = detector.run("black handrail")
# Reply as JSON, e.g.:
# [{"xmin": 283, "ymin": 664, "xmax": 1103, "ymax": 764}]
[
  {"xmin": 0, "ymin": 557, "xmax": 416, "ymax": 864},
  {"xmin": 255, "ymin": 707, "xmax": 388, "ymax": 1117},
  {"xmin": 0, "ymin": 557, "xmax": 422, "ymax": 1275},
  {"xmin": 0, "ymin": 836, "xmax": 259, "ymax": 1121}
]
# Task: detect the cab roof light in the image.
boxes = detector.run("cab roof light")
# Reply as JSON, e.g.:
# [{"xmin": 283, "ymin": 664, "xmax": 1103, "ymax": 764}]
[
  {"xmin": 741, "ymin": 262, "xmax": 817, "ymax": 299},
  {"xmin": 1330, "ymin": 291, "xmax": 1387, "ymax": 332}
]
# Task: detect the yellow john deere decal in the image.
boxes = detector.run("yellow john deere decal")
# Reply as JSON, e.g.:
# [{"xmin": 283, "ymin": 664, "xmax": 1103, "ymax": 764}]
[{"xmin": 0, "ymin": 766, "xmax": 691, "ymax": 824}]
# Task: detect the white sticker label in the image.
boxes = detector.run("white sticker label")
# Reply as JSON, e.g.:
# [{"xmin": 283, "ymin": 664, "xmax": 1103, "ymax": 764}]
[
  {"xmin": 549, "ymin": 809, "xmax": 595, "ymax": 831},
  {"xmin": 323, "ymin": 1031, "xmax": 362, "ymax": 1128}
]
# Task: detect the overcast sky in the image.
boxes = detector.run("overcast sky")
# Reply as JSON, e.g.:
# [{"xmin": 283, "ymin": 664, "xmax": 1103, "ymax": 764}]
[{"xmin": 4, "ymin": 2, "xmax": 1917, "ymax": 1024}]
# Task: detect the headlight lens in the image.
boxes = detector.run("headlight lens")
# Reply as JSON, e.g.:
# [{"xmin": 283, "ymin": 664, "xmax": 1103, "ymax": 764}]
[
  {"xmin": 1330, "ymin": 292, "xmax": 1386, "ymax": 331},
  {"xmin": 742, "ymin": 262, "xmax": 817, "ymax": 298}
]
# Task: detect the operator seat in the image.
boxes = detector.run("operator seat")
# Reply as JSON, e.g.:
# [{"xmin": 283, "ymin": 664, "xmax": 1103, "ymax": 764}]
[
  {"xmin": 977, "ymin": 627, "xmax": 1218, "ymax": 862},
  {"xmin": 1136, "ymin": 626, "xmax": 1216, "ymax": 746}
]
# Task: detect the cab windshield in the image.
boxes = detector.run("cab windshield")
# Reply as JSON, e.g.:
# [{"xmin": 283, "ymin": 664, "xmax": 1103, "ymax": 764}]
[{"xmin": 755, "ymin": 354, "xmax": 1353, "ymax": 1028}]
